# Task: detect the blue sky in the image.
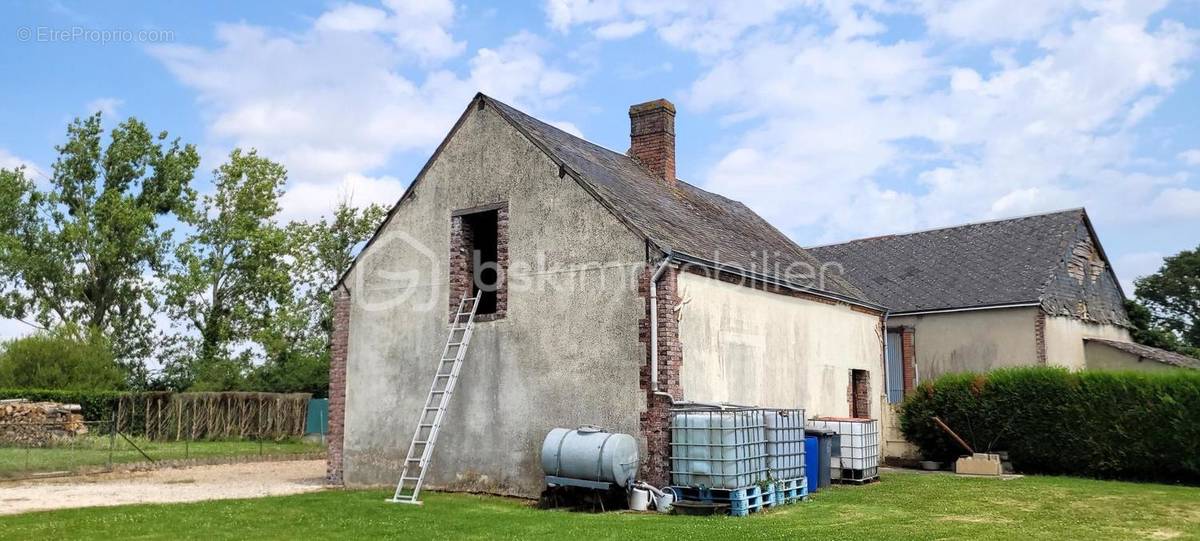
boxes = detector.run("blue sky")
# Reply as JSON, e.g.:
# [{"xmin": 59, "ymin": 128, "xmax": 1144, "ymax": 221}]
[{"xmin": 2, "ymin": 0, "xmax": 1199, "ymax": 339}]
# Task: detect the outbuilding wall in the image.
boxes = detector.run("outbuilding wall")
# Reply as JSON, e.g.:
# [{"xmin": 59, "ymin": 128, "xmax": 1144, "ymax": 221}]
[
  {"xmin": 1043, "ymin": 316, "xmax": 1132, "ymax": 370},
  {"xmin": 1082, "ymin": 342, "xmax": 1182, "ymax": 372},
  {"xmin": 339, "ymin": 104, "xmax": 648, "ymax": 497},
  {"xmin": 675, "ymin": 272, "xmax": 885, "ymax": 420},
  {"xmin": 889, "ymin": 307, "xmax": 1040, "ymax": 382}
]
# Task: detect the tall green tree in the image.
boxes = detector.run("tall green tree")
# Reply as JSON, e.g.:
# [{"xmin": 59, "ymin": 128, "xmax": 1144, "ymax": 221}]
[
  {"xmin": 249, "ymin": 200, "xmax": 386, "ymax": 396},
  {"xmin": 1134, "ymin": 245, "xmax": 1200, "ymax": 357},
  {"xmin": 0, "ymin": 114, "xmax": 198, "ymax": 383},
  {"xmin": 162, "ymin": 149, "xmax": 291, "ymax": 390}
]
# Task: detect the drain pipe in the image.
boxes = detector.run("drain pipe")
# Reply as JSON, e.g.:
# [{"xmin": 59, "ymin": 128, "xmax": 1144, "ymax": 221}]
[{"xmin": 649, "ymin": 256, "xmax": 673, "ymax": 403}]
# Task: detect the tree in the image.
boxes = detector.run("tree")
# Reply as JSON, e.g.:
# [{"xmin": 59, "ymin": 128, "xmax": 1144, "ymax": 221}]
[
  {"xmin": 0, "ymin": 325, "xmax": 125, "ymax": 390},
  {"xmin": 0, "ymin": 114, "xmax": 199, "ymax": 383},
  {"xmin": 249, "ymin": 200, "xmax": 386, "ymax": 396},
  {"xmin": 1133, "ymin": 245, "xmax": 1200, "ymax": 357},
  {"xmin": 162, "ymin": 149, "xmax": 291, "ymax": 391}
]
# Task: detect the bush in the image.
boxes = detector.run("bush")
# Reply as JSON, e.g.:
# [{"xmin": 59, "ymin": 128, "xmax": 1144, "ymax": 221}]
[
  {"xmin": 900, "ymin": 367, "xmax": 1200, "ymax": 483},
  {"xmin": 0, "ymin": 389, "xmax": 124, "ymax": 421},
  {"xmin": 0, "ymin": 327, "xmax": 125, "ymax": 390}
]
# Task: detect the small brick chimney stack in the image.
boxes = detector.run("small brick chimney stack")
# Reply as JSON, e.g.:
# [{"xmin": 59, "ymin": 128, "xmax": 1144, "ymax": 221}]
[{"xmin": 629, "ymin": 99, "xmax": 676, "ymax": 185}]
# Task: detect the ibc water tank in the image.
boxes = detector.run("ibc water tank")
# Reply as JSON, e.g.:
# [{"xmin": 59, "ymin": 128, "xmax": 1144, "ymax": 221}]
[{"xmin": 540, "ymin": 426, "xmax": 639, "ymax": 487}]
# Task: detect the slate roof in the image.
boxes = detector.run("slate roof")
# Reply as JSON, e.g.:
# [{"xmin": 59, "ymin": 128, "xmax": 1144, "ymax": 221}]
[
  {"xmin": 808, "ymin": 209, "xmax": 1107, "ymax": 314},
  {"xmin": 1085, "ymin": 338, "xmax": 1200, "ymax": 369},
  {"xmin": 482, "ymin": 95, "xmax": 871, "ymax": 305}
]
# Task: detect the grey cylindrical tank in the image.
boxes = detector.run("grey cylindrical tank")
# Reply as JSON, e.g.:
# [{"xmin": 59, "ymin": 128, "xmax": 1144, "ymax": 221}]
[{"xmin": 540, "ymin": 426, "xmax": 639, "ymax": 487}]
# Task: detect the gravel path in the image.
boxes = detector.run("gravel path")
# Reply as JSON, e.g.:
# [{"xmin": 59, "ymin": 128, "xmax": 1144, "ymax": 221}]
[{"xmin": 0, "ymin": 459, "xmax": 326, "ymax": 516}]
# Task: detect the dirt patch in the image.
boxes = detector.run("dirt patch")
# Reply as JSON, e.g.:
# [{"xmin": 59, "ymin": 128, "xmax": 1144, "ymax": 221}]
[
  {"xmin": 0, "ymin": 459, "xmax": 326, "ymax": 516},
  {"xmin": 936, "ymin": 515, "xmax": 1014, "ymax": 525},
  {"xmin": 1143, "ymin": 528, "xmax": 1184, "ymax": 540}
]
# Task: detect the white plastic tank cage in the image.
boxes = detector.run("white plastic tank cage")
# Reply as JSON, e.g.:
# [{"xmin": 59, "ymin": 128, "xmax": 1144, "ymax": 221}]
[
  {"xmin": 669, "ymin": 407, "xmax": 768, "ymax": 489},
  {"xmin": 762, "ymin": 408, "xmax": 806, "ymax": 481},
  {"xmin": 806, "ymin": 417, "xmax": 880, "ymax": 482}
]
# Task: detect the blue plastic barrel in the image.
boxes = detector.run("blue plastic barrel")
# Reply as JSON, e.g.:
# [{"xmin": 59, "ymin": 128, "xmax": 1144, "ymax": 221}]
[{"xmin": 805, "ymin": 435, "xmax": 819, "ymax": 493}]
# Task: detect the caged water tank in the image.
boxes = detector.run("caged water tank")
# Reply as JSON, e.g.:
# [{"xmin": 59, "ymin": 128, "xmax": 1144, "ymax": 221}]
[
  {"xmin": 763, "ymin": 408, "xmax": 806, "ymax": 481},
  {"xmin": 540, "ymin": 426, "xmax": 639, "ymax": 488},
  {"xmin": 670, "ymin": 407, "xmax": 767, "ymax": 489}
]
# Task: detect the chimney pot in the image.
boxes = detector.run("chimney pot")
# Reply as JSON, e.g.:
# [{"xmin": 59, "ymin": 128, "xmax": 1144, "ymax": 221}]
[{"xmin": 629, "ymin": 99, "xmax": 676, "ymax": 185}]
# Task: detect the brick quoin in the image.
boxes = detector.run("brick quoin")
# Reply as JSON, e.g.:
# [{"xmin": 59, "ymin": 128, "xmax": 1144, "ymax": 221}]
[
  {"xmin": 448, "ymin": 214, "xmax": 473, "ymax": 321},
  {"xmin": 901, "ymin": 327, "xmax": 916, "ymax": 396},
  {"xmin": 638, "ymin": 263, "xmax": 681, "ymax": 488},
  {"xmin": 327, "ymin": 287, "xmax": 351, "ymax": 484},
  {"xmin": 1034, "ymin": 310, "xmax": 1047, "ymax": 364}
]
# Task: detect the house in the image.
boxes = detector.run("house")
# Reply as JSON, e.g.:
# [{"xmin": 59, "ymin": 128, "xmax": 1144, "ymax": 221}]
[
  {"xmin": 809, "ymin": 209, "xmax": 1198, "ymax": 458},
  {"xmin": 325, "ymin": 94, "xmax": 887, "ymax": 496},
  {"xmin": 809, "ymin": 208, "xmax": 1198, "ymax": 394}
]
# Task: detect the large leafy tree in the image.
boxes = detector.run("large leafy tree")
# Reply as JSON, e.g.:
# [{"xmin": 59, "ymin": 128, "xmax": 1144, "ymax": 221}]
[
  {"xmin": 0, "ymin": 114, "xmax": 198, "ymax": 382},
  {"xmin": 249, "ymin": 200, "xmax": 386, "ymax": 396},
  {"xmin": 1133, "ymin": 245, "xmax": 1200, "ymax": 357},
  {"xmin": 162, "ymin": 149, "xmax": 291, "ymax": 390}
]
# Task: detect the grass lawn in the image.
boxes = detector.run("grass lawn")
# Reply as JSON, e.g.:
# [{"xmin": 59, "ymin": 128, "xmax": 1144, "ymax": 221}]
[
  {"xmin": 2, "ymin": 471, "xmax": 1198, "ymax": 540},
  {"xmin": 0, "ymin": 436, "xmax": 323, "ymax": 479}
]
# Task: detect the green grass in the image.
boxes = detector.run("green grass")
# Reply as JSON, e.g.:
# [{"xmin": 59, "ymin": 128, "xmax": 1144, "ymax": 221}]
[
  {"xmin": 0, "ymin": 436, "xmax": 323, "ymax": 478},
  {"xmin": 2, "ymin": 471, "xmax": 1198, "ymax": 540}
]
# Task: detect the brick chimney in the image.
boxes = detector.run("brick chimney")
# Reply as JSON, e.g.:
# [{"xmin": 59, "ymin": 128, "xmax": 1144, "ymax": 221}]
[{"xmin": 629, "ymin": 99, "xmax": 676, "ymax": 185}]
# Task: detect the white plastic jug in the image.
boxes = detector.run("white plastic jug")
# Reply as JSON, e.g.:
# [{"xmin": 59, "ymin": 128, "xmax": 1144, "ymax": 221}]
[
  {"xmin": 628, "ymin": 487, "xmax": 650, "ymax": 511},
  {"xmin": 654, "ymin": 490, "xmax": 674, "ymax": 513}
]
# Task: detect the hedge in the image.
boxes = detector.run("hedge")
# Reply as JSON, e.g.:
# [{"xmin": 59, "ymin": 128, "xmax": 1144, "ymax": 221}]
[{"xmin": 899, "ymin": 367, "xmax": 1200, "ymax": 483}]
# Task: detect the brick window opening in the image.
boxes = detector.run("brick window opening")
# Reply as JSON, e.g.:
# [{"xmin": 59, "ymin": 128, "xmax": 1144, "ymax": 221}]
[
  {"xmin": 450, "ymin": 205, "xmax": 507, "ymax": 321},
  {"xmin": 850, "ymin": 369, "xmax": 871, "ymax": 419},
  {"xmin": 463, "ymin": 210, "xmax": 499, "ymax": 315}
]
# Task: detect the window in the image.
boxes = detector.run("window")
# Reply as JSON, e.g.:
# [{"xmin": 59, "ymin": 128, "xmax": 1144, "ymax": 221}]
[
  {"xmin": 450, "ymin": 205, "xmax": 507, "ymax": 320},
  {"xmin": 885, "ymin": 331, "xmax": 903, "ymax": 404}
]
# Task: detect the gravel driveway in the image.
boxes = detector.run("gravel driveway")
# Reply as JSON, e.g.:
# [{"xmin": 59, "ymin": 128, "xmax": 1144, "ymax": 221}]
[{"xmin": 0, "ymin": 459, "xmax": 326, "ymax": 515}]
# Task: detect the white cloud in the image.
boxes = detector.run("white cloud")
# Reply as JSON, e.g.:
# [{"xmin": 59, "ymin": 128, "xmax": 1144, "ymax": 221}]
[
  {"xmin": 916, "ymin": 0, "xmax": 1082, "ymax": 43},
  {"xmin": 1180, "ymin": 148, "xmax": 1200, "ymax": 166},
  {"xmin": 1150, "ymin": 187, "xmax": 1200, "ymax": 219},
  {"xmin": 315, "ymin": 0, "xmax": 464, "ymax": 63},
  {"xmin": 85, "ymin": 97, "xmax": 124, "ymax": 118},
  {"xmin": 1114, "ymin": 251, "xmax": 1165, "ymax": 293},
  {"xmin": 152, "ymin": 3, "xmax": 578, "ymax": 221},
  {"xmin": 676, "ymin": 1, "xmax": 1198, "ymax": 241},
  {"xmin": 544, "ymin": 0, "xmax": 815, "ymax": 54},
  {"xmin": 279, "ymin": 172, "xmax": 407, "ymax": 221},
  {"xmin": 594, "ymin": 20, "xmax": 647, "ymax": 40},
  {"xmin": 0, "ymin": 149, "xmax": 48, "ymax": 182}
]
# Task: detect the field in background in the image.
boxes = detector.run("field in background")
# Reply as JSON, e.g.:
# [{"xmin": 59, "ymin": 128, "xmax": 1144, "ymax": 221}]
[{"xmin": 3, "ymin": 471, "xmax": 1198, "ymax": 540}]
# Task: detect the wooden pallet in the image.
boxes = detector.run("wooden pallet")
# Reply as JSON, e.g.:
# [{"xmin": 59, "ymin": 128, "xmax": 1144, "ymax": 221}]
[{"xmin": 669, "ymin": 484, "xmax": 775, "ymax": 517}]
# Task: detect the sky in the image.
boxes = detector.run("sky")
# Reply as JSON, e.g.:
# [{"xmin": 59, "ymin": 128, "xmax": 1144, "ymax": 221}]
[{"xmin": 1, "ymin": 0, "xmax": 1199, "ymax": 340}]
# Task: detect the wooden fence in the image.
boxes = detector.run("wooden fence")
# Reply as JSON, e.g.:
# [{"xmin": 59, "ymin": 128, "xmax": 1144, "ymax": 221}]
[{"xmin": 114, "ymin": 392, "xmax": 311, "ymax": 441}]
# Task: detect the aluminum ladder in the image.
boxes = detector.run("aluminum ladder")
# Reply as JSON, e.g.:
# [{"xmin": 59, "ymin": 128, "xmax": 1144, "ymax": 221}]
[{"xmin": 389, "ymin": 290, "xmax": 482, "ymax": 505}]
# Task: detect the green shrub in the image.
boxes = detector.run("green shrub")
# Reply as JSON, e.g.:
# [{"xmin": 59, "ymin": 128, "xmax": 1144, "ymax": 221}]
[
  {"xmin": 0, "ymin": 327, "xmax": 125, "ymax": 390},
  {"xmin": 0, "ymin": 389, "xmax": 124, "ymax": 421},
  {"xmin": 899, "ymin": 367, "xmax": 1200, "ymax": 483}
]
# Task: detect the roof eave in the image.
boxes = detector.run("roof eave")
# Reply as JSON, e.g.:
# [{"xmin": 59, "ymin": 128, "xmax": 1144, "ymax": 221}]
[{"xmin": 667, "ymin": 250, "xmax": 886, "ymax": 312}]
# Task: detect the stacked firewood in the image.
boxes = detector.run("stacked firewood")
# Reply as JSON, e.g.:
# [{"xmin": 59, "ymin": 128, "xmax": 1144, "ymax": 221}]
[{"xmin": 0, "ymin": 399, "xmax": 89, "ymax": 446}]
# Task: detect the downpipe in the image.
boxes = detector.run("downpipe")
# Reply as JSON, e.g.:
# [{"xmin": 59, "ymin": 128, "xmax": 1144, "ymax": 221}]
[{"xmin": 648, "ymin": 257, "xmax": 673, "ymax": 403}]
